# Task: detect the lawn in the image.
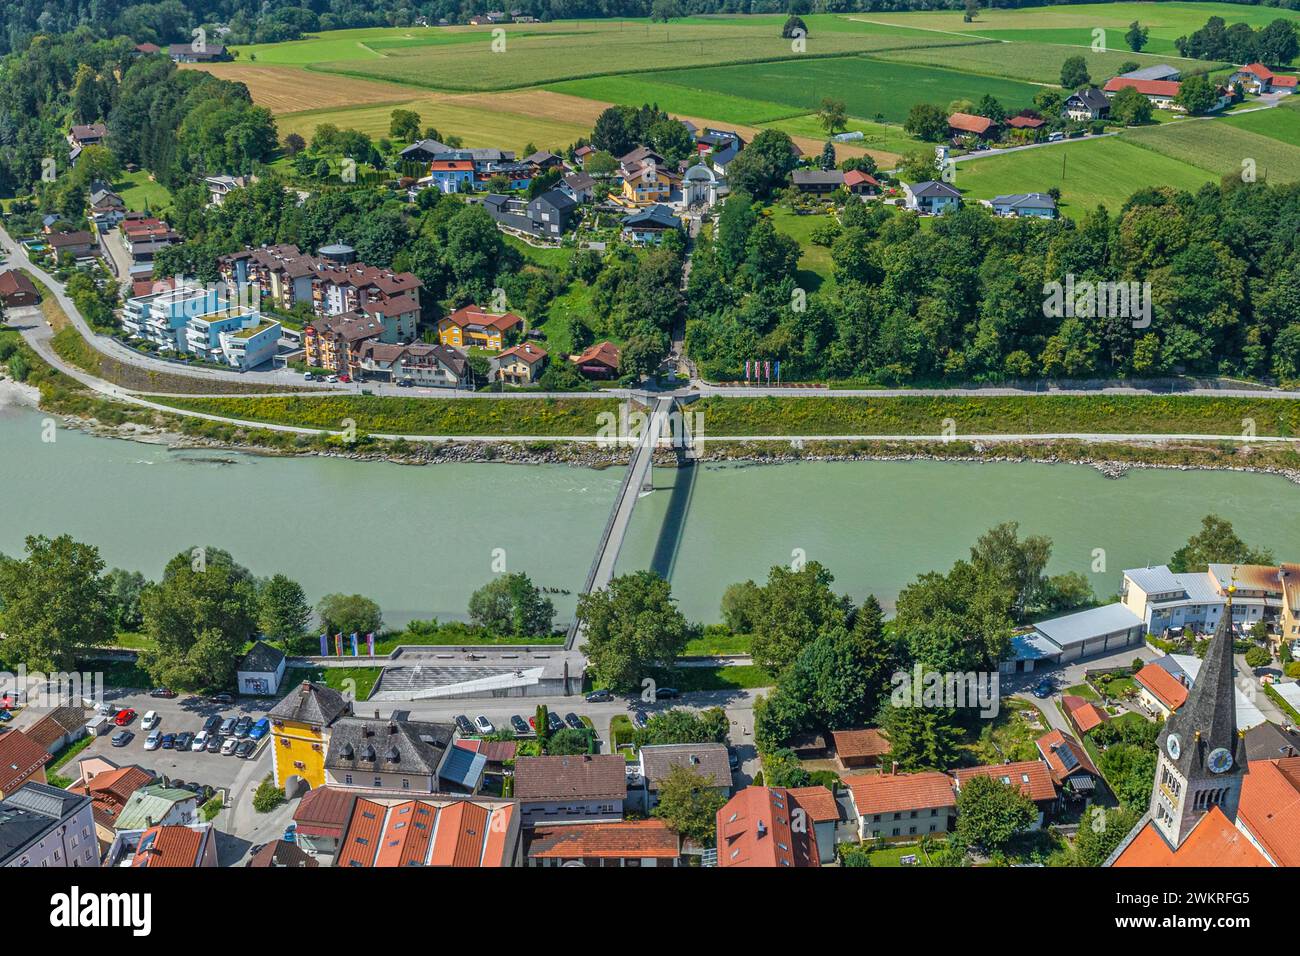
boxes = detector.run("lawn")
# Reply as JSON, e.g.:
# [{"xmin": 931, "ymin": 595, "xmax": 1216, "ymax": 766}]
[
  {"xmin": 767, "ymin": 206, "xmax": 836, "ymax": 292},
  {"xmin": 638, "ymin": 55, "xmax": 1041, "ymax": 126},
  {"xmin": 682, "ymin": 631, "xmax": 753, "ymax": 656},
  {"xmin": 284, "ymin": 665, "xmax": 382, "ymax": 700},
  {"xmin": 762, "ymin": 113, "xmax": 918, "ymax": 162},
  {"xmin": 1065, "ymin": 683, "xmax": 1101, "ymax": 701},
  {"xmin": 958, "ymin": 695, "xmax": 1047, "ymax": 765},
  {"xmin": 692, "ymin": 394, "xmax": 1300, "ymax": 437},
  {"xmin": 1223, "ymin": 98, "xmax": 1300, "ymax": 147},
  {"xmin": 665, "ymin": 664, "xmax": 773, "ymax": 691},
  {"xmin": 955, "ymin": 135, "xmax": 1213, "ymax": 212},
  {"xmin": 143, "ymin": 394, "xmax": 620, "ymax": 437},
  {"xmin": 113, "ymin": 170, "xmax": 173, "ymax": 213},
  {"xmin": 1122, "ymin": 119, "xmax": 1300, "ymax": 185}
]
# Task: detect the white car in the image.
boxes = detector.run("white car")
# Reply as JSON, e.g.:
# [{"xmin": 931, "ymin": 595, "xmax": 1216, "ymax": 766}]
[
  {"xmin": 191, "ymin": 730, "xmax": 210, "ymax": 752},
  {"xmin": 324, "ymin": 374, "xmax": 339, "ymax": 383},
  {"xmin": 141, "ymin": 711, "xmax": 160, "ymax": 731},
  {"xmin": 221, "ymin": 735, "xmax": 240, "ymax": 755},
  {"xmin": 473, "ymin": 715, "xmax": 495, "ymax": 735},
  {"xmin": 144, "ymin": 731, "xmax": 161, "ymax": 751}
]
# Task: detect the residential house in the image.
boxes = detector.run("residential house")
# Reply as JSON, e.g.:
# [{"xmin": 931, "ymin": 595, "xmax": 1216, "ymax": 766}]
[
  {"xmin": 108, "ymin": 822, "xmax": 218, "ymax": 866},
  {"xmin": 570, "ymin": 340, "xmax": 621, "ymax": 378},
  {"xmin": 1137, "ymin": 654, "xmax": 1267, "ymax": 731},
  {"xmin": 561, "ymin": 171, "xmax": 596, "ymax": 203},
  {"xmin": 948, "ymin": 111, "xmax": 997, "ymax": 140},
  {"xmin": 785, "ymin": 785, "xmax": 842, "ymax": 864},
  {"xmin": 323, "ymin": 717, "xmax": 463, "ymax": 794},
  {"xmin": 1121, "ymin": 563, "xmax": 1280, "ymax": 638},
  {"xmin": 522, "ymin": 150, "xmax": 564, "ymax": 173},
  {"xmin": 829, "ymin": 728, "xmax": 891, "ymax": 771},
  {"xmin": 1002, "ymin": 602, "xmax": 1145, "ymax": 673},
  {"xmin": 88, "ymin": 187, "xmax": 126, "ymax": 228},
  {"xmin": 635, "ymin": 743, "xmax": 732, "ymax": 812},
  {"xmin": 22, "ymin": 706, "xmax": 87, "ymax": 756},
  {"xmin": 1006, "ymin": 115, "xmax": 1046, "ymax": 135},
  {"xmin": 709, "ymin": 139, "xmax": 743, "ymax": 177},
  {"xmin": 427, "ymin": 156, "xmax": 476, "ymax": 193},
  {"xmin": 513, "ymin": 753, "xmax": 627, "ymax": 827},
  {"xmin": 335, "ymin": 794, "xmax": 519, "ymax": 866},
  {"xmin": 574, "ymin": 145, "xmax": 596, "ymax": 166},
  {"xmin": 167, "ymin": 43, "xmax": 230, "ymax": 63},
  {"xmin": 988, "ymin": 192, "xmax": 1057, "ymax": 219},
  {"xmin": 67, "ymin": 123, "xmax": 108, "ymax": 150},
  {"xmin": 291, "ymin": 785, "xmax": 356, "ymax": 861},
  {"xmin": 47, "ymin": 230, "xmax": 97, "ymax": 260},
  {"xmin": 356, "ymin": 341, "xmax": 468, "ymax": 388},
  {"xmin": 791, "ymin": 169, "xmax": 845, "ymax": 194},
  {"xmin": 186, "ymin": 311, "xmax": 282, "ymax": 369},
  {"xmin": 399, "ymin": 139, "xmax": 452, "ymax": 165},
  {"xmin": 844, "ymin": 772, "xmax": 956, "ymax": 841},
  {"xmin": 236, "ymin": 641, "xmax": 287, "ymax": 696},
  {"xmin": 1280, "ymin": 563, "xmax": 1300, "ymax": 646},
  {"xmin": 269, "ymin": 680, "xmax": 353, "ymax": 790},
  {"xmin": 119, "ymin": 215, "xmax": 178, "ymax": 263},
  {"xmin": 843, "ymin": 169, "xmax": 881, "ymax": 196},
  {"xmin": 204, "ymin": 174, "xmax": 249, "ymax": 205},
  {"xmin": 1103, "ymin": 77, "xmax": 1184, "ymax": 110},
  {"xmin": 621, "ymin": 204, "xmax": 681, "ymax": 244},
  {"xmin": 1036, "ymin": 729, "xmax": 1100, "ymax": 802},
  {"xmin": 0, "ymin": 783, "xmax": 98, "ymax": 868},
  {"xmin": 113, "ymin": 784, "xmax": 199, "ymax": 832},
  {"xmin": 483, "ymin": 188, "xmax": 577, "ymax": 238},
  {"xmin": 0, "ymin": 270, "xmax": 39, "ymax": 307},
  {"xmin": 716, "ymin": 786, "xmax": 819, "ymax": 867},
  {"xmin": 902, "ymin": 180, "xmax": 961, "ymax": 216},
  {"xmin": 248, "ymin": 839, "xmax": 318, "ymax": 867},
  {"xmin": 1228, "ymin": 62, "xmax": 1298, "ymax": 95},
  {"xmin": 1063, "ymin": 87, "xmax": 1110, "ymax": 121},
  {"xmin": 619, "ymin": 146, "xmax": 674, "ymax": 206},
  {"xmin": 951, "ymin": 760, "xmax": 1058, "ymax": 828},
  {"xmin": 528, "ymin": 819, "xmax": 680, "ymax": 867},
  {"xmin": 683, "ymin": 163, "xmax": 727, "ymax": 207},
  {"xmin": 134, "ymin": 42, "xmax": 161, "ymax": 55},
  {"xmin": 0, "ymin": 730, "xmax": 51, "ymax": 799},
  {"xmin": 438, "ymin": 304, "xmax": 524, "ymax": 351},
  {"xmin": 1135, "ymin": 661, "xmax": 1190, "ymax": 718},
  {"xmin": 696, "ymin": 127, "xmax": 743, "ymax": 156},
  {"xmin": 494, "ymin": 342, "xmax": 548, "ymax": 385},
  {"xmin": 69, "ymin": 763, "xmax": 155, "ymax": 850}
]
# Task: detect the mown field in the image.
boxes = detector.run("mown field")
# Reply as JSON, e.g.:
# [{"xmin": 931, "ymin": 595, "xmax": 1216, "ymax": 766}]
[
  {"xmin": 694, "ymin": 395, "xmax": 1300, "ymax": 437},
  {"xmin": 955, "ymin": 135, "xmax": 1214, "ymax": 211},
  {"xmin": 1123, "ymin": 119, "xmax": 1300, "ymax": 185},
  {"xmin": 636, "ymin": 54, "xmax": 1041, "ymax": 126},
  {"xmin": 1224, "ymin": 97, "xmax": 1300, "ymax": 147},
  {"xmin": 145, "ymin": 394, "xmax": 621, "ymax": 436}
]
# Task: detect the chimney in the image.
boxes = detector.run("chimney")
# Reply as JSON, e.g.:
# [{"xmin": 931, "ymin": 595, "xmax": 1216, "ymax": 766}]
[
  {"xmin": 891, "ymin": 761, "xmax": 899, "ymax": 775},
  {"xmin": 756, "ymin": 820, "xmax": 767, "ymax": 836}
]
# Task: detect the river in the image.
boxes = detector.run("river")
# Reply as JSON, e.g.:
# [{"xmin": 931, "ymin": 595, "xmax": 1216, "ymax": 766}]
[{"xmin": 3, "ymin": 406, "xmax": 1299, "ymax": 627}]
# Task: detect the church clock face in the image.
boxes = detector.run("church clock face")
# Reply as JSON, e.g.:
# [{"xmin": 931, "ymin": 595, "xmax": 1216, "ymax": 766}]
[
  {"xmin": 1208, "ymin": 747, "xmax": 1234, "ymax": 774},
  {"xmin": 1166, "ymin": 734, "xmax": 1181, "ymax": 760}
]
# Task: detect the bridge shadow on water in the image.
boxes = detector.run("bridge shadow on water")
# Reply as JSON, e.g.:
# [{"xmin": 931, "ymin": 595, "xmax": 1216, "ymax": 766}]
[{"xmin": 648, "ymin": 459, "xmax": 698, "ymax": 582}]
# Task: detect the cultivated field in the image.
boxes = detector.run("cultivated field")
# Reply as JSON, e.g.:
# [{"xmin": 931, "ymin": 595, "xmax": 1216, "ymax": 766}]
[
  {"xmin": 1224, "ymin": 98, "xmax": 1300, "ymax": 147},
  {"xmin": 182, "ymin": 63, "xmax": 418, "ymax": 113},
  {"xmin": 1123, "ymin": 119, "xmax": 1300, "ymax": 184},
  {"xmin": 955, "ymin": 135, "xmax": 1214, "ymax": 211}
]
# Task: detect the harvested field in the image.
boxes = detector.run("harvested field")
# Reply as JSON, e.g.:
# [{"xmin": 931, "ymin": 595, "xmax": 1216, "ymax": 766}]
[{"xmin": 179, "ymin": 63, "xmax": 418, "ymax": 113}]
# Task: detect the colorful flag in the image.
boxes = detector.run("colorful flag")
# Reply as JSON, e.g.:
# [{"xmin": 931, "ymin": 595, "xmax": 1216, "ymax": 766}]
[
  {"xmin": 775, "ymin": 360, "xmax": 781, "ymax": 384},
  {"xmin": 319, "ymin": 634, "xmax": 328, "ymax": 656},
  {"xmin": 351, "ymin": 633, "xmax": 359, "ymax": 657},
  {"xmin": 335, "ymin": 633, "xmax": 343, "ymax": 657},
  {"xmin": 764, "ymin": 360, "xmax": 771, "ymax": 382},
  {"xmin": 366, "ymin": 633, "xmax": 375, "ymax": 656},
  {"xmin": 744, "ymin": 359, "xmax": 750, "ymax": 380}
]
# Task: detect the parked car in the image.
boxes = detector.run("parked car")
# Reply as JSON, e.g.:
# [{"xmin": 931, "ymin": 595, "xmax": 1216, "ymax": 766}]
[
  {"xmin": 338, "ymin": 374, "xmax": 351, "ymax": 383},
  {"xmin": 149, "ymin": 687, "xmax": 176, "ymax": 699},
  {"xmin": 160, "ymin": 733, "xmax": 176, "ymax": 750},
  {"xmin": 454, "ymin": 715, "xmax": 475, "ymax": 735},
  {"xmin": 234, "ymin": 739, "xmax": 255, "ymax": 758},
  {"xmin": 527, "ymin": 716, "xmax": 536, "ymax": 731},
  {"xmin": 111, "ymin": 730, "xmax": 133, "ymax": 747},
  {"xmin": 174, "ymin": 732, "xmax": 194, "ymax": 750},
  {"xmin": 220, "ymin": 736, "xmax": 240, "ymax": 756},
  {"xmin": 728, "ymin": 749, "xmax": 740, "ymax": 771},
  {"xmin": 510, "ymin": 715, "xmax": 529, "ymax": 736},
  {"xmin": 1032, "ymin": 678, "xmax": 1054, "ymax": 700},
  {"xmin": 209, "ymin": 693, "xmax": 234, "ymax": 705},
  {"xmin": 396, "ymin": 378, "xmax": 414, "ymax": 388},
  {"xmin": 324, "ymin": 374, "xmax": 338, "ymax": 384},
  {"xmin": 233, "ymin": 716, "xmax": 254, "ymax": 738},
  {"xmin": 248, "ymin": 717, "xmax": 270, "ymax": 741},
  {"xmin": 191, "ymin": 731, "xmax": 210, "ymax": 752},
  {"xmin": 205, "ymin": 734, "xmax": 224, "ymax": 753},
  {"xmin": 632, "ymin": 710, "xmax": 649, "ymax": 729},
  {"xmin": 654, "ymin": 687, "xmax": 680, "ymax": 700},
  {"xmin": 218, "ymin": 717, "xmax": 237, "ymax": 736},
  {"xmin": 202, "ymin": 715, "xmax": 222, "ymax": 734},
  {"xmin": 302, "ymin": 372, "xmax": 316, "ymax": 381},
  {"xmin": 473, "ymin": 715, "xmax": 495, "ymax": 735},
  {"xmin": 141, "ymin": 711, "xmax": 160, "ymax": 731},
  {"xmin": 144, "ymin": 732, "xmax": 161, "ymax": 751},
  {"xmin": 283, "ymin": 823, "xmax": 297, "ymax": 844},
  {"xmin": 547, "ymin": 712, "xmax": 565, "ymax": 733},
  {"xmin": 585, "ymin": 689, "xmax": 612, "ymax": 703},
  {"xmin": 113, "ymin": 708, "xmax": 136, "ymax": 726},
  {"xmin": 564, "ymin": 713, "xmax": 584, "ymax": 730},
  {"xmin": 0, "ymin": 711, "xmax": 11, "ymax": 723}
]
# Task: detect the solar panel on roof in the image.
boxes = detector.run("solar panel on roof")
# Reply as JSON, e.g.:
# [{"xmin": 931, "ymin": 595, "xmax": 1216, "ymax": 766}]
[{"xmin": 1056, "ymin": 744, "xmax": 1080, "ymax": 771}]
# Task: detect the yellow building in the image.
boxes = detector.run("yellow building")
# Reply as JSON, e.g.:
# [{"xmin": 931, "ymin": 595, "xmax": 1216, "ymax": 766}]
[
  {"xmin": 620, "ymin": 164, "xmax": 673, "ymax": 207},
  {"xmin": 268, "ymin": 680, "xmax": 352, "ymax": 789},
  {"xmin": 437, "ymin": 304, "xmax": 524, "ymax": 352}
]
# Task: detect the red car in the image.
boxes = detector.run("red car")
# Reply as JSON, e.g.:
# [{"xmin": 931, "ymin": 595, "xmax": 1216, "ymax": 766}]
[
  {"xmin": 338, "ymin": 375, "xmax": 351, "ymax": 383},
  {"xmin": 113, "ymin": 708, "xmax": 136, "ymax": 726}
]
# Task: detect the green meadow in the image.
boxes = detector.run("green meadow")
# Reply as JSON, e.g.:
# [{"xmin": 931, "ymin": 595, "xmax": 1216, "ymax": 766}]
[
  {"xmin": 1123, "ymin": 120, "xmax": 1300, "ymax": 185},
  {"xmin": 1223, "ymin": 98, "xmax": 1300, "ymax": 148}
]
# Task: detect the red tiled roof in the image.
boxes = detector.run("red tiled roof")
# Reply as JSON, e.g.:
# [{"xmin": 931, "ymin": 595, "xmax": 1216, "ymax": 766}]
[
  {"xmin": 716, "ymin": 786, "xmax": 819, "ymax": 867},
  {"xmin": 786, "ymin": 785, "xmax": 840, "ymax": 823},
  {"xmin": 1237, "ymin": 756, "xmax": 1300, "ymax": 866},
  {"xmin": 443, "ymin": 304, "xmax": 524, "ymax": 334},
  {"xmin": 1273, "ymin": 75, "xmax": 1298, "ymax": 88},
  {"xmin": 132, "ymin": 824, "xmax": 207, "ymax": 867},
  {"xmin": 1113, "ymin": 806, "xmax": 1269, "ymax": 866},
  {"xmin": 1063, "ymin": 694, "xmax": 1108, "ymax": 734},
  {"xmin": 0, "ymin": 270, "xmax": 38, "ymax": 300},
  {"xmin": 1240, "ymin": 62, "xmax": 1273, "ymax": 81},
  {"xmin": 337, "ymin": 797, "xmax": 515, "ymax": 867},
  {"xmin": 1104, "ymin": 77, "xmax": 1180, "ymax": 96},
  {"xmin": 1007, "ymin": 115, "xmax": 1045, "ymax": 128},
  {"xmin": 948, "ymin": 111, "xmax": 995, "ymax": 135},
  {"xmin": 1135, "ymin": 663, "xmax": 1189, "ymax": 711},
  {"xmin": 0, "ymin": 730, "xmax": 51, "ymax": 793},
  {"xmin": 71, "ymin": 764, "xmax": 155, "ymax": 827},
  {"xmin": 830, "ymin": 728, "xmax": 891, "ymax": 760},
  {"xmin": 430, "ymin": 160, "xmax": 473, "ymax": 171},
  {"xmin": 529, "ymin": 819, "xmax": 680, "ymax": 859},
  {"xmin": 454, "ymin": 738, "xmax": 518, "ymax": 762},
  {"xmin": 843, "ymin": 169, "xmax": 880, "ymax": 188},
  {"xmin": 844, "ymin": 772, "xmax": 955, "ymax": 816},
  {"xmin": 293, "ymin": 785, "xmax": 356, "ymax": 836},
  {"xmin": 571, "ymin": 340, "xmax": 621, "ymax": 370},
  {"xmin": 1035, "ymin": 729, "xmax": 1098, "ymax": 787},
  {"xmin": 497, "ymin": 343, "xmax": 548, "ymax": 364},
  {"xmin": 952, "ymin": 760, "xmax": 1057, "ymax": 803}
]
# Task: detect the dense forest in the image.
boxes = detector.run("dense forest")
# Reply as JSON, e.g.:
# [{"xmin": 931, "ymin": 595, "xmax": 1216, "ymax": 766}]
[{"xmin": 6, "ymin": 0, "xmax": 1300, "ymax": 55}]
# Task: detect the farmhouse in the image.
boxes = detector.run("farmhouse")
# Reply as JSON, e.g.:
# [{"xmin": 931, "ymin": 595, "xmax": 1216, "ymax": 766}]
[
  {"xmin": 1119, "ymin": 64, "xmax": 1181, "ymax": 83},
  {"xmin": 1063, "ymin": 87, "xmax": 1110, "ymax": 121},
  {"xmin": 167, "ymin": 43, "xmax": 229, "ymax": 63},
  {"xmin": 570, "ymin": 340, "xmax": 621, "ymax": 378},
  {"xmin": 1006, "ymin": 115, "xmax": 1045, "ymax": 131},
  {"xmin": 948, "ymin": 111, "xmax": 997, "ymax": 140},
  {"xmin": 1229, "ymin": 63, "xmax": 1298, "ymax": 95},
  {"xmin": 67, "ymin": 123, "xmax": 107, "ymax": 149},
  {"xmin": 1103, "ymin": 77, "xmax": 1185, "ymax": 111}
]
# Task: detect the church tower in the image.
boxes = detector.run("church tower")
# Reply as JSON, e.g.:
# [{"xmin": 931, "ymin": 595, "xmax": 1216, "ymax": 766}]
[{"xmin": 1148, "ymin": 577, "xmax": 1249, "ymax": 849}]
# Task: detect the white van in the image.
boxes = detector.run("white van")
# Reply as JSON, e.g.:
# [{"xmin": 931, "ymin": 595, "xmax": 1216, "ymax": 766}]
[
  {"xmin": 191, "ymin": 730, "xmax": 210, "ymax": 752},
  {"xmin": 142, "ymin": 711, "xmax": 160, "ymax": 731}
]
